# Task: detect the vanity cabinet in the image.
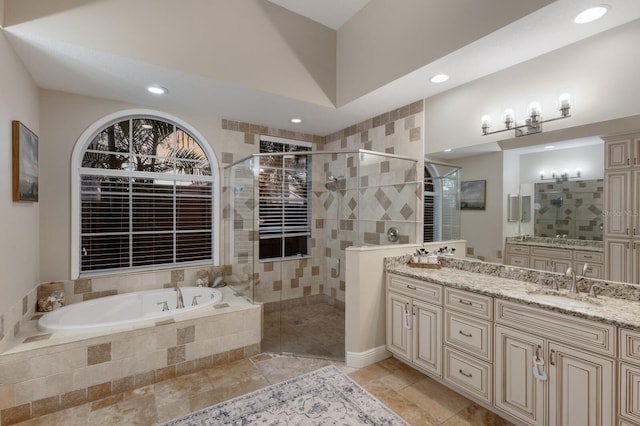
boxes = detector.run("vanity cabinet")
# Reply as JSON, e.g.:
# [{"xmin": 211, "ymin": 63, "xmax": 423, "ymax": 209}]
[
  {"xmin": 504, "ymin": 243, "xmax": 604, "ymax": 279},
  {"xmin": 386, "ymin": 272, "xmax": 620, "ymax": 426},
  {"xmin": 386, "ymin": 274, "xmax": 442, "ymax": 376},
  {"xmin": 604, "ymin": 134, "xmax": 640, "ymax": 283},
  {"xmin": 495, "ymin": 300, "xmax": 615, "ymax": 426},
  {"xmin": 443, "ymin": 288, "xmax": 493, "ymax": 403}
]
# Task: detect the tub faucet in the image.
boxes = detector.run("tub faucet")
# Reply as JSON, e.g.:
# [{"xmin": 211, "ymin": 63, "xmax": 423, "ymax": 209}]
[
  {"xmin": 565, "ymin": 267, "xmax": 579, "ymax": 294},
  {"xmin": 174, "ymin": 283, "xmax": 185, "ymax": 309}
]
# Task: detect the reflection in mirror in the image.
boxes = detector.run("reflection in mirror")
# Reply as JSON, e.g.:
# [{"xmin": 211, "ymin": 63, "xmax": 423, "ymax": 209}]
[
  {"xmin": 507, "ymin": 194, "xmax": 520, "ymax": 222},
  {"xmin": 533, "ymin": 179, "xmax": 603, "ymax": 240},
  {"xmin": 521, "ymin": 195, "xmax": 531, "ymax": 222},
  {"xmin": 424, "ymin": 160, "xmax": 461, "ymax": 242}
]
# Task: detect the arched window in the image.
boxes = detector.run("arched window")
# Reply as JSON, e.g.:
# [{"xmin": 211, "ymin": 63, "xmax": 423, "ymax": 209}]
[{"xmin": 72, "ymin": 111, "xmax": 218, "ymax": 277}]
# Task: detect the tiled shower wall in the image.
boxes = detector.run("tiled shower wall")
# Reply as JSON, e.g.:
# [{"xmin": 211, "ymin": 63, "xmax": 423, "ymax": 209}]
[
  {"xmin": 534, "ymin": 179, "xmax": 604, "ymax": 240},
  {"xmin": 221, "ymin": 100, "xmax": 424, "ymax": 307}
]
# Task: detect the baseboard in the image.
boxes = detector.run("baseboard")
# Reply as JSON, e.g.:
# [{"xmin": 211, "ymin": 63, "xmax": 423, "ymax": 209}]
[{"xmin": 346, "ymin": 345, "xmax": 392, "ymax": 368}]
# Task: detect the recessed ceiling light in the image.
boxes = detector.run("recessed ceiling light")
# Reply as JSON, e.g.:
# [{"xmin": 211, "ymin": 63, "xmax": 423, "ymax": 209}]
[
  {"xmin": 574, "ymin": 5, "xmax": 609, "ymax": 24},
  {"xmin": 147, "ymin": 85, "xmax": 168, "ymax": 95},
  {"xmin": 544, "ymin": 145, "xmax": 556, "ymax": 149},
  {"xmin": 430, "ymin": 74, "xmax": 449, "ymax": 84},
  {"xmin": 290, "ymin": 118, "xmax": 302, "ymax": 124},
  {"xmin": 444, "ymin": 149, "xmax": 452, "ymax": 152}
]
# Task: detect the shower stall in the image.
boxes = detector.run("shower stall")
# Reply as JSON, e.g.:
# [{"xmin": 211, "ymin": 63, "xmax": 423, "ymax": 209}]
[{"xmin": 222, "ymin": 149, "xmax": 419, "ymax": 361}]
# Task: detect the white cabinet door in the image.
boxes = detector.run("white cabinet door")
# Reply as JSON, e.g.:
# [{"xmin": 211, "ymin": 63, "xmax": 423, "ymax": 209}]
[
  {"xmin": 605, "ymin": 238, "xmax": 633, "ymax": 283},
  {"xmin": 548, "ymin": 341, "xmax": 614, "ymax": 426},
  {"xmin": 386, "ymin": 291, "xmax": 411, "ymax": 361},
  {"xmin": 604, "ymin": 170, "xmax": 632, "ymax": 238},
  {"xmin": 605, "ymin": 138, "xmax": 632, "ymax": 169},
  {"xmin": 620, "ymin": 362, "xmax": 640, "ymax": 424},
  {"xmin": 412, "ymin": 300, "xmax": 442, "ymax": 376},
  {"xmin": 531, "ymin": 257, "xmax": 571, "ymax": 274},
  {"xmin": 495, "ymin": 325, "xmax": 546, "ymax": 426}
]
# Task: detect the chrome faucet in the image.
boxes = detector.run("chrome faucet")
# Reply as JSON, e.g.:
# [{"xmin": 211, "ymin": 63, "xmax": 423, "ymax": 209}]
[
  {"xmin": 174, "ymin": 283, "xmax": 185, "ymax": 309},
  {"xmin": 546, "ymin": 260, "xmax": 559, "ymax": 290},
  {"xmin": 565, "ymin": 267, "xmax": 579, "ymax": 294}
]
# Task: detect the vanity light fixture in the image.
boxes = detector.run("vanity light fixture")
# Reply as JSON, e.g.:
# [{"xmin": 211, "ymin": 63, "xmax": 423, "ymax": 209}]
[
  {"xmin": 481, "ymin": 93, "xmax": 572, "ymax": 137},
  {"xmin": 539, "ymin": 167, "xmax": 582, "ymax": 182},
  {"xmin": 430, "ymin": 74, "xmax": 449, "ymax": 83},
  {"xmin": 574, "ymin": 5, "xmax": 609, "ymax": 24},
  {"xmin": 147, "ymin": 85, "xmax": 168, "ymax": 95}
]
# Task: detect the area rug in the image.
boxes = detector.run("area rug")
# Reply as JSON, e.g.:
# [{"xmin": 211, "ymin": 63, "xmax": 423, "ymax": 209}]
[{"xmin": 160, "ymin": 365, "xmax": 409, "ymax": 425}]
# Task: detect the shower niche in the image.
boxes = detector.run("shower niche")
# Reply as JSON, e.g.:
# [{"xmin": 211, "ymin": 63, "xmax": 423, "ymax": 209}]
[{"xmin": 222, "ymin": 147, "xmax": 419, "ymax": 361}]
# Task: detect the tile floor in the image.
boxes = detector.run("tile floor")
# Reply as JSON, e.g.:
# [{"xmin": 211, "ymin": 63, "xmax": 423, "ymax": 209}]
[
  {"xmin": 14, "ymin": 353, "xmax": 513, "ymax": 425},
  {"xmin": 262, "ymin": 301, "xmax": 345, "ymax": 361}
]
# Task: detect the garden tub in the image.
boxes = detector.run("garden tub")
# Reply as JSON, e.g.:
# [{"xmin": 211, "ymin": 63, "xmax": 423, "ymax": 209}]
[{"xmin": 38, "ymin": 286, "xmax": 222, "ymax": 333}]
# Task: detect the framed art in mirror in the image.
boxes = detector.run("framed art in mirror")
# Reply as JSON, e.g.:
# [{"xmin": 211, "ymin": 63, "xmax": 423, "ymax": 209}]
[
  {"xmin": 12, "ymin": 120, "xmax": 39, "ymax": 202},
  {"xmin": 460, "ymin": 180, "xmax": 486, "ymax": 210}
]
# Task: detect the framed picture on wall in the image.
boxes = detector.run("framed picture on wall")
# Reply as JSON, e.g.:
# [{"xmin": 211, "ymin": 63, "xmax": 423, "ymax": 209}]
[
  {"xmin": 460, "ymin": 180, "xmax": 486, "ymax": 210},
  {"xmin": 12, "ymin": 120, "xmax": 39, "ymax": 202}
]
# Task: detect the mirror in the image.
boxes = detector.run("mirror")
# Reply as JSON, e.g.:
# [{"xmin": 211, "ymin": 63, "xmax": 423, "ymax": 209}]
[
  {"xmin": 507, "ymin": 193, "xmax": 532, "ymax": 223},
  {"xmin": 507, "ymin": 194, "xmax": 520, "ymax": 222},
  {"xmin": 425, "ymin": 134, "xmax": 605, "ymax": 271}
]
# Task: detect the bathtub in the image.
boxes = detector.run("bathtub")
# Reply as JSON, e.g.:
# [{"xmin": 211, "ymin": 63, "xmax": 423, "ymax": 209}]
[{"xmin": 38, "ymin": 286, "xmax": 222, "ymax": 333}]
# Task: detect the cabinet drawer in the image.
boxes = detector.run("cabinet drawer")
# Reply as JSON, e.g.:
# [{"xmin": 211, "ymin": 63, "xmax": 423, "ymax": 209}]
[
  {"xmin": 444, "ymin": 311, "xmax": 491, "ymax": 361},
  {"xmin": 620, "ymin": 329, "xmax": 640, "ymax": 365},
  {"xmin": 506, "ymin": 254, "xmax": 529, "ymax": 268},
  {"xmin": 387, "ymin": 273, "xmax": 442, "ymax": 304},
  {"xmin": 530, "ymin": 246, "xmax": 572, "ymax": 260},
  {"xmin": 506, "ymin": 244, "xmax": 530, "ymax": 255},
  {"xmin": 444, "ymin": 346, "xmax": 492, "ymax": 403},
  {"xmin": 495, "ymin": 299, "xmax": 616, "ymax": 356},
  {"xmin": 574, "ymin": 250, "xmax": 604, "ymax": 263},
  {"xmin": 574, "ymin": 261, "xmax": 603, "ymax": 279},
  {"xmin": 620, "ymin": 362, "xmax": 640, "ymax": 424},
  {"xmin": 444, "ymin": 288, "xmax": 493, "ymax": 320}
]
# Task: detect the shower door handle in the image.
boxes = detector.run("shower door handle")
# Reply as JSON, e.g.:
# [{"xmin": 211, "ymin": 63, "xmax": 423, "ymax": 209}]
[{"xmin": 336, "ymin": 258, "xmax": 340, "ymax": 276}]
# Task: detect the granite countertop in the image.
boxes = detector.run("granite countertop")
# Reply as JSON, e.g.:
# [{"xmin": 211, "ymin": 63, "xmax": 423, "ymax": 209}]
[
  {"xmin": 505, "ymin": 237, "xmax": 604, "ymax": 252},
  {"xmin": 506, "ymin": 240, "xmax": 604, "ymax": 252},
  {"xmin": 386, "ymin": 260, "xmax": 640, "ymax": 331}
]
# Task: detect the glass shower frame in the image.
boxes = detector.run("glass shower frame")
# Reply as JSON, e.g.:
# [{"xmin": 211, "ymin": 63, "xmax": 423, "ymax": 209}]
[{"xmin": 222, "ymin": 149, "xmax": 419, "ymax": 361}]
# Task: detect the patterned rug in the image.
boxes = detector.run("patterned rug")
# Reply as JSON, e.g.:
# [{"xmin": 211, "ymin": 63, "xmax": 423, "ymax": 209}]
[{"xmin": 160, "ymin": 365, "xmax": 408, "ymax": 425}]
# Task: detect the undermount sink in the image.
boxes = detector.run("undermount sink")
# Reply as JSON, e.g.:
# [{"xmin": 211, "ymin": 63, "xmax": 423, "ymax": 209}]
[{"xmin": 526, "ymin": 289, "xmax": 602, "ymax": 308}]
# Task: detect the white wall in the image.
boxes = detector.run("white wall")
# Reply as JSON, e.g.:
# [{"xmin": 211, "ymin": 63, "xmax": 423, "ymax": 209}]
[
  {"xmin": 0, "ymin": 26, "xmax": 40, "ymax": 315},
  {"xmin": 4, "ymin": 0, "xmax": 336, "ymax": 107},
  {"xmin": 425, "ymin": 19, "xmax": 640, "ymax": 154},
  {"xmin": 336, "ymin": 0, "xmax": 550, "ymax": 106},
  {"xmin": 456, "ymin": 152, "xmax": 504, "ymax": 262},
  {"xmin": 519, "ymin": 143, "xmax": 604, "ymax": 184}
]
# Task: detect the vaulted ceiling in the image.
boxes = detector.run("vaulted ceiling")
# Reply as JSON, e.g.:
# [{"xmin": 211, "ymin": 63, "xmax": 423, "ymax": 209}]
[{"xmin": 3, "ymin": 0, "xmax": 640, "ymax": 135}]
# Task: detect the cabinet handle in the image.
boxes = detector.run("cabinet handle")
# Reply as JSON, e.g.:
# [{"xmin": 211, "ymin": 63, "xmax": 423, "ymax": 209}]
[
  {"xmin": 549, "ymin": 349, "xmax": 556, "ymax": 366},
  {"xmin": 404, "ymin": 303, "xmax": 412, "ymax": 330},
  {"xmin": 458, "ymin": 299, "xmax": 473, "ymax": 306},
  {"xmin": 458, "ymin": 330, "xmax": 473, "ymax": 338},
  {"xmin": 406, "ymin": 285, "xmax": 417, "ymax": 290},
  {"xmin": 458, "ymin": 369, "xmax": 473, "ymax": 378},
  {"xmin": 583, "ymin": 255, "xmax": 592, "ymax": 259}
]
